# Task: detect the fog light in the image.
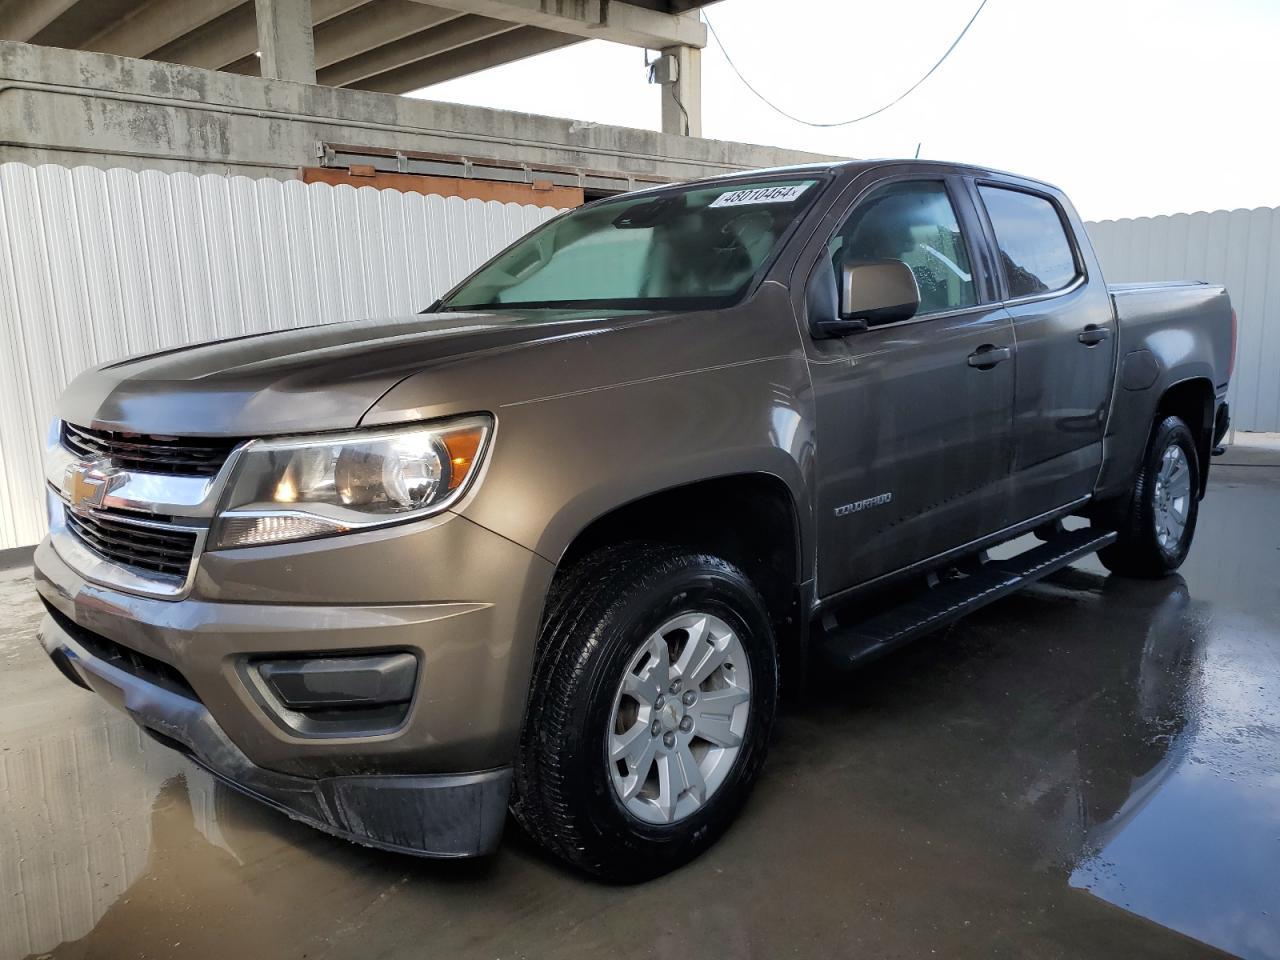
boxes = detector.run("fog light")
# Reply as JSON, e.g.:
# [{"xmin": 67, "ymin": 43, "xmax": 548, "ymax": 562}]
[{"xmin": 257, "ymin": 652, "xmax": 417, "ymax": 709}]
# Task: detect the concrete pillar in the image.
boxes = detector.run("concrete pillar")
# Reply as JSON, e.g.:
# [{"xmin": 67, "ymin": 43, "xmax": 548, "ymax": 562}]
[
  {"xmin": 255, "ymin": 0, "xmax": 316, "ymax": 84},
  {"xmin": 659, "ymin": 44, "xmax": 702, "ymax": 137}
]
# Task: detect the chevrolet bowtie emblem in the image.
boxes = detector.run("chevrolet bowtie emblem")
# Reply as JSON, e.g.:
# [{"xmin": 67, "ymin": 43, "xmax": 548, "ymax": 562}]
[{"xmin": 64, "ymin": 460, "xmax": 122, "ymax": 516}]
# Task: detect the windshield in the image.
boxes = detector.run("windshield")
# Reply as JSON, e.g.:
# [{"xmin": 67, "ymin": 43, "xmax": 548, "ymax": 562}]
[{"xmin": 439, "ymin": 177, "xmax": 823, "ymax": 312}]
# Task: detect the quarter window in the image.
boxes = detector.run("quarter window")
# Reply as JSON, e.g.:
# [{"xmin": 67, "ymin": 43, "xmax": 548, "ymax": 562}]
[
  {"xmin": 829, "ymin": 180, "xmax": 978, "ymax": 318},
  {"xmin": 979, "ymin": 186, "xmax": 1079, "ymax": 298}
]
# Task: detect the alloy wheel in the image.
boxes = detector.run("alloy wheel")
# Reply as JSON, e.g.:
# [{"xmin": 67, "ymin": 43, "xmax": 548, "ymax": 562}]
[
  {"xmin": 606, "ymin": 612, "xmax": 752, "ymax": 825},
  {"xmin": 1153, "ymin": 442, "xmax": 1192, "ymax": 550}
]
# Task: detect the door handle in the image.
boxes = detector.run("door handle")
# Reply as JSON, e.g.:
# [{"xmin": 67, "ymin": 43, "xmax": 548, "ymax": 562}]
[
  {"xmin": 1078, "ymin": 324, "xmax": 1110, "ymax": 346},
  {"xmin": 967, "ymin": 344, "xmax": 1012, "ymax": 369}
]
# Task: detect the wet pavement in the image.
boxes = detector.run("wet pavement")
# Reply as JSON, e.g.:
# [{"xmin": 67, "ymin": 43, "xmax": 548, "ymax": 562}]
[{"xmin": 2, "ymin": 460, "xmax": 1278, "ymax": 959}]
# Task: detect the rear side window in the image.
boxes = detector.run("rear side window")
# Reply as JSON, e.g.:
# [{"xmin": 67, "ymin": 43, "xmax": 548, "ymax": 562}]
[{"xmin": 979, "ymin": 186, "xmax": 1079, "ymax": 299}]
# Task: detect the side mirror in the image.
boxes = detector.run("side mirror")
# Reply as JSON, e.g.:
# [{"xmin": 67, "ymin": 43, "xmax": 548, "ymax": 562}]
[{"xmin": 837, "ymin": 259, "xmax": 920, "ymax": 329}]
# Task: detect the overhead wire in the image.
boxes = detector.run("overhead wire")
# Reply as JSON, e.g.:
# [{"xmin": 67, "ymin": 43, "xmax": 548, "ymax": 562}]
[{"xmin": 701, "ymin": 0, "xmax": 991, "ymax": 129}]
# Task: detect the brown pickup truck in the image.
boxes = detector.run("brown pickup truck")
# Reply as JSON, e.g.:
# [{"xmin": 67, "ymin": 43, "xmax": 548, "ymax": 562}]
[{"xmin": 34, "ymin": 159, "xmax": 1235, "ymax": 880}]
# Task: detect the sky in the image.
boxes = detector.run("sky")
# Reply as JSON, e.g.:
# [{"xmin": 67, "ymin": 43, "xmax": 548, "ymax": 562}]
[{"xmin": 413, "ymin": 0, "xmax": 1279, "ymax": 223}]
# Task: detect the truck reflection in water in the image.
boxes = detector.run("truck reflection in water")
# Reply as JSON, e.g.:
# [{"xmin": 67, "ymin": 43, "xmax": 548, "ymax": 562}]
[{"xmin": 1067, "ymin": 575, "xmax": 1200, "ymax": 849}]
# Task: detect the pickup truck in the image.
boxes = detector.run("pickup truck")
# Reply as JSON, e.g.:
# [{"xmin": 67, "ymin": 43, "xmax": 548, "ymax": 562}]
[{"xmin": 33, "ymin": 159, "xmax": 1235, "ymax": 881}]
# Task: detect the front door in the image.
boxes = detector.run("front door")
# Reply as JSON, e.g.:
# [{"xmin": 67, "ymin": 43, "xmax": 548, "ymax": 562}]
[{"xmin": 805, "ymin": 176, "xmax": 1017, "ymax": 597}]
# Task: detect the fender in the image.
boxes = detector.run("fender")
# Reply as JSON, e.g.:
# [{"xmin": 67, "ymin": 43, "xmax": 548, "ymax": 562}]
[
  {"xmin": 361, "ymin": 284, "xmax": 820, "ymax": 580},
  {"xmin": 1095, "ymin": 282, "xmax": 1232, "ymax": 500},
  {"xmin": 460, "ymin": 359, "xmax": 815, "ymax": 577}
]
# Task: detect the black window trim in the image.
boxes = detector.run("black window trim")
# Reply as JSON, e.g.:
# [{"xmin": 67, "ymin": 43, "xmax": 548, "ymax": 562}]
[
  {"xmin": 805, "ymin": 172, "xmax": 997, "ymax": 333},
  {"xmin": 973, "ymin": 178, "xmax": 1089, "ymax": 308}
]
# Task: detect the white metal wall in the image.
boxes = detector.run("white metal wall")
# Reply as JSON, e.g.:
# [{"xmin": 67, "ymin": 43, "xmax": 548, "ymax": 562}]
[
  {"xmin": 1086, "ymin": 207, "xmax": 1280, "ymax": 434},
  {"xmin": 0, "ymin": 163, "xmax": 563, "ymax": 551}
]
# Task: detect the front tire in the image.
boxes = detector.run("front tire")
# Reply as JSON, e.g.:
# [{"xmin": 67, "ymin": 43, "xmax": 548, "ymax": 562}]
[
  {"xmin": 511, "ymin": 543, "xmax": 778, "ymax": 881},
  {"xmin": 1097, "ymin": 415, "xmax": 1200, "ymax": 578}
]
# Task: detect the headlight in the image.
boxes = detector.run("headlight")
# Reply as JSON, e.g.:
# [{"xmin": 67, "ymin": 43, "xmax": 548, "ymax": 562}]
[{"xmin": 211, "ymin": 416, "xmax": 492, "ymax": 549}]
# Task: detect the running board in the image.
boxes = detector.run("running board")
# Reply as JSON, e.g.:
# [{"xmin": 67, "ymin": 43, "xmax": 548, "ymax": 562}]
[{"xmin": 819, "ymin": 527, "xmax": 1118, "ymax": 669}]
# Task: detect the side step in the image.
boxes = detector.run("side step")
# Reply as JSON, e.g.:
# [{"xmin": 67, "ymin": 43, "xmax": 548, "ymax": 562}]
[{"xmin": 819, "ymin": 527, "xmax": 1118, "ymax": 669}]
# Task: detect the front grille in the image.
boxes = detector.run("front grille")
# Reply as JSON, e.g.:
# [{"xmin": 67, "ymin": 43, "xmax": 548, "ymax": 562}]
[
  {"xmin": 62, "ymin": 422, "xmax": 240, "ymax": 477},
  {"xmin": 64, "ymin": 506, "xmax": 199, "ymax": 579}
]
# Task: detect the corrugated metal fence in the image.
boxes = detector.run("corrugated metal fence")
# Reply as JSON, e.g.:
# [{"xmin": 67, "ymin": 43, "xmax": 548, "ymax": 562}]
[
  {"xmin": 0, "ymin": 163, "xmax": 563, "ymax": 551},
  {"xmin": 1086, "ymin": 207, "xmax": 1280, "ymax": 434}
]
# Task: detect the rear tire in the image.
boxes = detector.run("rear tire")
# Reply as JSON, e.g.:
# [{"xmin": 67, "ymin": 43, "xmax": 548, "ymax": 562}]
[
  {"xmin": 511, "ymin": 543, "xmax": 778, "ymax": 882},
  {"xmin": 1097, "ymin": 415, "xmax": 1200, "ymax": 578}
]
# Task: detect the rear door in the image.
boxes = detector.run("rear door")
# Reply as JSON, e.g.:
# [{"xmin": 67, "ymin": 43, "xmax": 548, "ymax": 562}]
[
  {"xmin": 971, "ymin": 180, "xmax": 1118, "ymax": 520},
  {"xmin": 801, "ymin": 172, "xmax": 1018, "ymax": 597}
]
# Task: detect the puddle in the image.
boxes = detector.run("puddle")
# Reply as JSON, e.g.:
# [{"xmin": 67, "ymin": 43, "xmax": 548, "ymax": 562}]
[{"xmin": 1069, "ymin": 606, "xmax": 1280, "ymax": 959}]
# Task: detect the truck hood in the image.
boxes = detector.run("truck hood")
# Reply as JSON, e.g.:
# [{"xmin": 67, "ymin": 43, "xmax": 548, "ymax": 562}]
[{"xmin": 58, "ymin": 311, "xmax": 635, "ymax": 437}]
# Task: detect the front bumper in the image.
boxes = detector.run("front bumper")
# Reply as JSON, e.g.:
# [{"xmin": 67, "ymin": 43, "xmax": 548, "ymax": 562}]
[
  {"xmin": 33, "ymin": 508, "xmax": 555, "ymax": 857},
  {"xmin": 39, "ymin": 609, "xmax": 511, "ymax": 856}
]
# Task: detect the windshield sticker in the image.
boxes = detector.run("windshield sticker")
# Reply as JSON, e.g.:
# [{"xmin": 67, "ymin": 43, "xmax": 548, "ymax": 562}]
[{"xmin": 709, "ymin": 184, "xmax": 811, "ymax": 208}]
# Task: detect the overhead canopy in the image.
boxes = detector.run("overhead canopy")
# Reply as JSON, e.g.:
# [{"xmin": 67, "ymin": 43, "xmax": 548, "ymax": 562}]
[{"xmin": 0, "ymin": 0, "xmax": 713, "ymax": 94}]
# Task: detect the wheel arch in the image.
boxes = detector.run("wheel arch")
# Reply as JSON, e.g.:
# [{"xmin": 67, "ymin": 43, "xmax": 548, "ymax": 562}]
[
  {"xmin": 1156, "ymin": 376, "xmax": 1216, "ymax": 496},
  {"xmin": 1096, "ymin": 365, "xmax": 1218, "ymax": 503},
  {"xmin": 553, "ymin": 472, "xmax": 807, "ymax": 694}
]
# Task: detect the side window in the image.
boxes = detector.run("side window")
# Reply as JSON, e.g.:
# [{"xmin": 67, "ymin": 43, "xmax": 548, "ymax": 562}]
[
  {"xmin": 978, "ymin": 186, "xmax": 1079, "ymax": 298},
  {"xmin": 829, "ymin": 180, "xmax": 977, "ymax": 318}
]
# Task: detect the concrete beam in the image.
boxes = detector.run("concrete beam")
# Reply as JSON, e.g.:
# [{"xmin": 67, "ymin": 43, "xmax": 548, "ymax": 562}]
[
  {"xmin": 317, "ymin": 14, "xmax": 515, "ymax": 87},
  {"xmin": 256, "ymin": 0, "xmax": 316, "ymax": 83},
  {"xmin": 84, "ymin": 0, "xmax": 245, "ymax": 59},
  {"xmin": 404, "ymin": 0, "xmax": 706, "ymax": 49},
  {"xmin": 153, "ymin": 0, "xmax": 368, "ymax": 70},
  {"xmin": 315, "ymin": 1, "xmax": 461, "ymax": 68},
  {"xmin": 0, "ymin": 0, "xmax": 80, "ymax": 42},
  {"xmin": 350, "ymin": 24, "xmax": 576, "ymax": 92},
  {"xmin": 224, "ymin": 53, "xmax": 261, "ymax": 76},
  {"xmin": 0, "ymin": 39, "xmax": 840, "ymax": 181},
  {"xmin": 659, "ymin": 44, "xmax": 700, "ymax": 136},
  {"xmin": 151, "ymin": 3, "xmax": 259, "ymax": 68}
]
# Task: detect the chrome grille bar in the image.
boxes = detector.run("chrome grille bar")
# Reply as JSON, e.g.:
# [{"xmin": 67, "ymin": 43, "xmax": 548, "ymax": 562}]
[
  {"xmin": 62, "ymin": 422, "xmax": 240, "ymax": 477},
  {"xmin": 63, "ymin": 507, "xmax": 199, "ymax": 579}
]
